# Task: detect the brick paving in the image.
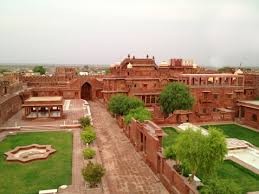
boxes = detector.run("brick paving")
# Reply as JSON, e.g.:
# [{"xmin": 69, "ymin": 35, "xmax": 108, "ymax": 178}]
[
  {"xmin": 90, "ymin": 101, "xmax": 168, "ymax": 194},
  {"xmin": 60, "ymin": 129, "xmax": 87, "ymax": 194}
]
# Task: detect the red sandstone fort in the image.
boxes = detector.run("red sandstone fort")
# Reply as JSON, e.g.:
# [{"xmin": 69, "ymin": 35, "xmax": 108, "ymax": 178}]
[{"xmin": 0, "ymin": 55, "xmax": 259, "ymax": 129}]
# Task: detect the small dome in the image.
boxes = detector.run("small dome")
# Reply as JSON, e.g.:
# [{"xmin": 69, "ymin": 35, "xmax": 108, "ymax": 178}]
[
  {"xmin": 193, "ymin": 64, "xmax": 198, "ymax": 68},
  {"xmin": 127, "ymin": 62, "xmax": 133, "ymax": 69},
  {"xmin": 234, "ymin": 69, "xmax": 243, "ymax": 75},
  {"xmin": 159, "ymin": 61, "xmax": 169, "ymax": 67},
  {"xmin": 110, "ymin": 64, "xmax": 115, "ymax": 68}
]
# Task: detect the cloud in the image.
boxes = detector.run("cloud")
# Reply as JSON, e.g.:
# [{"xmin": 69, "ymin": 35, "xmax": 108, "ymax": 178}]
[{"xmin": 0, "ymin": 0, "xmax": 258, "ymax": 66}]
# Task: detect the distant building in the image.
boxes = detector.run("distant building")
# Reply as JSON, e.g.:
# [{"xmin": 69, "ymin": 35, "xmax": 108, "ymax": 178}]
[{"xmin": 0, "ymin": 56, "xmax": 258, "ymax": 129}]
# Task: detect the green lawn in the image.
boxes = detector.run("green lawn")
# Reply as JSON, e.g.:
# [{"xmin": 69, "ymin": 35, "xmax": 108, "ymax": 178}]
[
  {"xmin": 162, "ymin": 127, "xmax": 259, "ymax": 193},
  {"xmin": 0, "ymin": 131, "xmax": 72, "ymax": 194},
  {"xmin": 162, "ymin": 127, "xmax": 179, "ymax": 148},
  {"xmin": 217, "ymin": 160, "xmax": 259, "ymax": 193},
  {"xmin": 202, "ymin": 124, "xmax": 259, "ymax": 147}
]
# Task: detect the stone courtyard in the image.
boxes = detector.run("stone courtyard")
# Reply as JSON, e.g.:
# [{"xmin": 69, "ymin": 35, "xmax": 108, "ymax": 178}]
[
  {"xmin": 90, "ymin": 101, "xmax": 168, "ymax": 194},
  {"xmin": 0, "ymin": 99, "xmax": 168, "ymax": 194}
]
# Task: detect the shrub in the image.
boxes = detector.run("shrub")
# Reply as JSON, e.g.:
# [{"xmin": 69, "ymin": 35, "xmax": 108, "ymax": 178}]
[
  {"xmin": 124, "ymin": 107, "xmax": 151, "ymax": 124},
  {"xmin": 82, "ymin": 161, "xmax": 105, "ymax": 187},
  {"xmin": 108, "ymin": 94, "xmax": 144, "ymax": 116},
  {"xmin": 83, "ymin": 125, "xmax": 94, "ymax": 132},
  {"xmin": 79, "ymin": 116, "xmax": 91, "ymax": 128},
  {"xmin": 81, "ymin": 130, "xmax": 96, "ymax": 144},
  {"xmin": 83, "ymin": 148, "xmax": 96, "ymax": 159},
  {"xmin": 164, "ymin": 146, "xmax": 176, "ymax": 160}
]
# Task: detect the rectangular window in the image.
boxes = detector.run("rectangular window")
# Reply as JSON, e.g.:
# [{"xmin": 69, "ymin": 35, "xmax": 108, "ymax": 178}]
[
  {"xmin": 146, "ymin": 96, "xmax": 150, "ymax": 103},
  {"xmin": 151, "ymin": 96, "xmax": 155, "ymax": 103}
]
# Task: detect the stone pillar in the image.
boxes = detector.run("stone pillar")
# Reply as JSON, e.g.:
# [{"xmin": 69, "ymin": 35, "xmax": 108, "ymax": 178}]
[
  {"xmin": 60, "ymin": 106, "xmax": 63, "ymax": 117},
  {"xmin": 36, "ymin": 107, "xmax": 39, "ymax": 118},
  {"xmin": 23, "ymin": 107, "xmax": 26, "ymax": 118},
  {"xmin": 48, "ymin": 106, "xmax": 51, "ymax": 118}
]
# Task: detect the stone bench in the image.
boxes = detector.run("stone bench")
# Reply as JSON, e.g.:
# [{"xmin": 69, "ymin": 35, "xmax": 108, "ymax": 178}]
[{"xmin": 39, "ymin": 189, "xmax": 58, "ymax": 194}]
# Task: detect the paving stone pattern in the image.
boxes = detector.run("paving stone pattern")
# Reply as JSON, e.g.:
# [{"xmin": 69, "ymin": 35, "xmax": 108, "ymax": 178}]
[{"xmin": 90, "ymin": 101, "xmax": 168, "ymax": 194}]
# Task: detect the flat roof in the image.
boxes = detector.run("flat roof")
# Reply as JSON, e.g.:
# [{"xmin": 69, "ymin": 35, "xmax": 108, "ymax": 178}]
[
  {"xmin": 239, "ymin": 100, "xmax": 259, "ymax": 106},
  {"xmin": 217, "ymin": 108, "xmax": 234, "ymax": 113},
  {"xmin": 25, "ymin": 96, "xmax": 63, "ymax": 102},
  {"xmin": 182, "ymin": 73, "xmax": 243, "ymax": 76}
]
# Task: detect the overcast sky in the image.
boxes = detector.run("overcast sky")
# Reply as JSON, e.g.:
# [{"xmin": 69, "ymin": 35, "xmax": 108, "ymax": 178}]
[{"xmin": 0, "ymin": 0, "xmax": 259, "ymax": 67}]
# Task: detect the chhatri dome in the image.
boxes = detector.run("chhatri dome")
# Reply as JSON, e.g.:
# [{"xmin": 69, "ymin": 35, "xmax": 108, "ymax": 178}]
[
  {"xmin": 127, "ymin": 62, "xmax": 133, "ymax": 69},
  {"xmin": 234, "ymin": 69, "xmax": 243, "ymax": 75},
  {"xmin": 159, "ymin": 61, "xmax": 169, "ymax": 67}
]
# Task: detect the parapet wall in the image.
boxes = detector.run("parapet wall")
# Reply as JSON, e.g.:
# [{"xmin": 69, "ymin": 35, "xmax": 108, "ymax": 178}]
[
  {"xmin": 0, "ymin": 94, "xmax": 22, "ymax": 125},
  {"xmin": 116, "ymin": 116, "xmax": 198, "ymax": 194}
]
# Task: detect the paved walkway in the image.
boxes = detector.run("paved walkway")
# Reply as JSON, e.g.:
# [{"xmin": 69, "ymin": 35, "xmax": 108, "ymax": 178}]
[
  {"xmin": 60, "ymin": 129, "xmax": 86, "ymax": 194},
  {"xmin": 90, "ymin": 101, "xmax": 168, "ymax": 194}
]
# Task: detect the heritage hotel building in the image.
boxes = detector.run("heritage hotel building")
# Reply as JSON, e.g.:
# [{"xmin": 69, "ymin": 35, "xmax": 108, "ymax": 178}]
[{"xmin": 0, "ymin": 55, "xmax": 259, "ymax": 129}]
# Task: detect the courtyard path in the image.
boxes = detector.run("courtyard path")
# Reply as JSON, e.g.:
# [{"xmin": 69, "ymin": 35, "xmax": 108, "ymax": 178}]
[
  {"xmin": 70, "ymin": 129, "xmax": 86, "ymax": 193},
  {"xmin": 89, "ymin": 101, "xmax": 168, "ymax": 194}
]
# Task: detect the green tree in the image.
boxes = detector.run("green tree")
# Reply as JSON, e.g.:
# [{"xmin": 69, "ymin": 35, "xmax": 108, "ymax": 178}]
[
  {"xmin": 173, "ymin": 127, "xmax": 227, "ymax": 182},
  {"xmin": 159, "ymin": 82, "xmax": 194, "ymax": 115},
  {"xmin": 108, "ymin": 94, "xmax": 144, "ymax": 116},
  {"xmin": 82, "ymin": 162, "xmax": 105, "ymax": 187},
  {"xmin": 33, "ymin": 65, "xmax": 46, "ymax": 75},
  {"xmin": 0, "ymin": 68, "xmax": 10, "ymax": 74},
  {"xmin": 217, "ymin": 66, "xmax": 235, "ymax": 73},
  {"xmin": 164, "ymin": 146, "xmax": 176, "ymax": 160},
  {"xmin": 124, "ymin": 107, "xmax": 151, "ymax": 124},
  {"xmin": 200, "ymin": 178, "xmax": 242, "ymax": 194},
  {"xmin": 105, "ymin": 68, "xmax": 111, "ymax": 75}
]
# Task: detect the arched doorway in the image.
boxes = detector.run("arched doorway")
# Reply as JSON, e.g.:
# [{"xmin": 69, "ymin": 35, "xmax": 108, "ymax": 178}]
[{"xmin": 81, "ymin": 82, "xmax": 92, "ymax": 100}]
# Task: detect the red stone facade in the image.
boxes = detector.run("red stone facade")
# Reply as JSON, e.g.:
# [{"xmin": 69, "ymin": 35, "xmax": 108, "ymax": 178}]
[
  {"xmin": 237, "ymin": 101, "xmax": 259, "ymax": 129},
  {"xmin": 21, "ymin": 68, "xmax": 103, "ymax": 100},
  {"xmin": 0, "ymin": 57, "xmax": 259, "ymax": 128},
  {"xmin": 116, "ymin": 116, "xmax": 198, "ymax": 194},
  {"xmin": 103, "ymin": 56, "xmax": 258, "ymax": 125},
  {"xmin": 0, "ymin": 73, "xmax": 25, "ymax": 125}
]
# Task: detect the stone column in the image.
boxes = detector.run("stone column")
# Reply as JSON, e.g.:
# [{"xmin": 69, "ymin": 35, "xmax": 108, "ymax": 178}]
[
  {"xmin": 48, "ymin": 106, "xmax": 51, "ymax": 118},
  {"xmin": 60, "ymin": 106, "xmax": 63, "ymax": 117},
  {"xmin": 23, "ymin": 107, "xmax": 26, "ymax": 118},
  {"xmin": 36, "ymin": 107, "xmax": 39, "ymax": 118}
]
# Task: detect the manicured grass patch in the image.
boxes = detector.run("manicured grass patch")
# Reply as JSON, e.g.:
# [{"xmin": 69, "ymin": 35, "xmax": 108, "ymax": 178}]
[
  {"xmin": 0, "ymin": 131, "xmax": 72, "ymax": 194},
  {"xmin": 162, "ymin": 127, "xmax": 179, "ymax": 148},
  {"xmin": 215, "ymin": 160, "xmax": 259, "ymax": 193},
  {"xmin": 162, "ymin": 126, "xmax": 259, "ymax": 193},
  {"xmin": 202, "ymin": 124, "xmax": 259, "ymax": 147}
]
